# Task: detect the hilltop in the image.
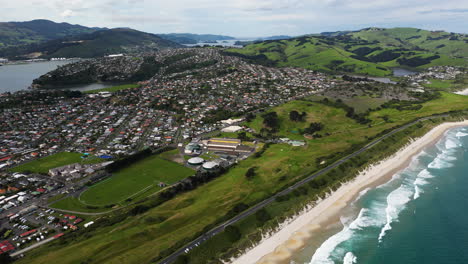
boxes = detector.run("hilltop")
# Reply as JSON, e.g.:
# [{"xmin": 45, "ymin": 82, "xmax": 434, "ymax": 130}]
[
  {"xmin": 226, "ymin": 27, "xmax": 467, "ymax": 76},
  {"xmin": 0, "ymin": 19, "xmax": 105, "ymax": 48},
  {"xmin": 0, "ymin": 28, "xmax": 182, "ymax": 59}
]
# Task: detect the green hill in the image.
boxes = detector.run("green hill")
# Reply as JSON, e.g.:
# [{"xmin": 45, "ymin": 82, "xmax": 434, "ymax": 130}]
[
  {"xmin": 0, "ymin": 19, "xmax": 104, "ymax": 48},
  {"xmin": 348, "ymin": 27, "xmax": 468, "ymax": 57},
  {"xmin": 226, "ymin": 27, "xmax": 467, "ymax": 76},
  {"xmin": 0, "ymin": 28, "xmax": 182, "ymax": 59}
]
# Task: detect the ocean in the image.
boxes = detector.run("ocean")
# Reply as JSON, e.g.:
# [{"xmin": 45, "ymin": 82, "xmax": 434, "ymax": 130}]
[{"xmin": 295, "ymin": 126, "xmax": 468, "ymax": 264}]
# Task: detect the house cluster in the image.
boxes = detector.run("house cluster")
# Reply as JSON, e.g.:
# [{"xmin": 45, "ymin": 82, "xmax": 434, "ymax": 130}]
[
  {"xmin": 0, "ymin": 48, "xmax": 337, "ymax": 171},
  {"xmin": 406, "ymin": 66, "xmax": 466, "ymax": 88},
  {"xmin": 48, "ymin": 161, "xmax": 113, "ymax": 181},
  {"xmin": 0, "ymin": 172, "xmax": 63, "ymax": 213}
]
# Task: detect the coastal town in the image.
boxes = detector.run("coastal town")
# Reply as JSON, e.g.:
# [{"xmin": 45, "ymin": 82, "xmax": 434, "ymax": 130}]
[
  {"xmin": 0, "ymin": 49, "xmax": 335, "ymax": 257},
  {"xmin": 0, "ymin": 48, "xmax": 466, "ymax": 262}
]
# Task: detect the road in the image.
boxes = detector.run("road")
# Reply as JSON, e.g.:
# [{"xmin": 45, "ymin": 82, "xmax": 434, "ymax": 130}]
[
  {"xmin": 10, "ymin": 235, "xmax": 57, "ymax": 257},
  {"xmin": 158, "ymin": 114, "xmax": 449, "ymax": 264}
]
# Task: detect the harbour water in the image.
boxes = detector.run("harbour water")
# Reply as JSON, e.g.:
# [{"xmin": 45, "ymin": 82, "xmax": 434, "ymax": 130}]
[
  {"xmin": 294, "ymin": 126, "xmax": 468, "ymax": 264},
  {"xmin": 0, "ymin": 61, "xmax": 114, "ymax": 93},
  {"xmin": 393, "ymin": 68, "xmax": 417, "ymax": 77}
]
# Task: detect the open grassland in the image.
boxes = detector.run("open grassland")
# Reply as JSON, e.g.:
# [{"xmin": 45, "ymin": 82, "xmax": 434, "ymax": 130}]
[
  {"xmin": 9, "ymin": 152, "xmax": 103, "ymax": 174},
  {"xmin": 79, "ymin": 155, "xmax": 194, "ymax": 206},
  {"xmin": 50, "ymin": 197, "xmax": 113, "ymax": 213},
  {"xmin": 227, "ymin": 28, "xmax": 467, "ymax": 77},
  {"xmin": 18, "ymin": 92, "xmax": 468, "ymax": 264},
  {"xmin": 83, "ymin": 84, "xmax": 139, "ymax": 94},
  {"xmin": 227, "ymin": 39, "xmax": 391, "ymax": 76}
]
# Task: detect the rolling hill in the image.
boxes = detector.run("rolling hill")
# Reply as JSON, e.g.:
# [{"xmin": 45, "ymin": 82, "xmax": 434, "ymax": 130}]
[
  {"xmin": 226, "ymin": 27, "xmax": 467, "ymax": 76},
  {"xmin": 0, "ymin": 28, "xmax": 182, "ymax": 59},
  {"xmin": 0, "ymin": 19, "xmax": 104, "ymax": 48}
]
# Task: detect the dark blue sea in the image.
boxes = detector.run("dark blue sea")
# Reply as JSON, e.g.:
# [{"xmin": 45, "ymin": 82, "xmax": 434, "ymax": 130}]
[{"xmin": 302, "ymin": 126, "xmax": 468, "ymax": 264}]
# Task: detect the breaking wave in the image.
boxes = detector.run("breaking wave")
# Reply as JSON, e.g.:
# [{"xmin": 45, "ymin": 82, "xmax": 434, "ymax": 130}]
[
  {"xmin": 343, "ymin": 252, "xmax": 357, "ymax": 264},
  {"xmin": 309, "ymin": 127, "xmax": 466, "ymax": 263}
]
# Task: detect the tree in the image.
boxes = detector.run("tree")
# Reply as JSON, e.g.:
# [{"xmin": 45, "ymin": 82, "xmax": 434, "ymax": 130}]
[
  {"xmin": 245, "ymin": 112, "xmax": 255, "ymax": 122},
  {"xmin": 289, "ymin": 111, "xmax": 307, "ymax": 122},
  {"xmin": 304, "ymin": 122, "xmax": 324, "ymax": 135},
  {"xmin": 225, "ymin": 225, "xmax": 241, "ymax": 242},
  {"xmin": 262, "ymin": 112, "xmax": 279, "ymax": 132},
  {"xmin": 289, "ymin": 110, "xmax": 300, "ymax": 122},
  {"xmin": 237, "ymin": 131, "xmax": 249, "ymax": 141},
  {"xmin": 174, "ymin": 255, "xmax": 189, "ymax": 264},
  {"xmin": 245, "ymin": 167, "xmax": 256, "ymax": 179},
  {"xmin": 255, "ymin": 208, "xmax": 271, "ymax": 224},
  {"xmin": 0, "ymin": 253, "xmax": 13, "ymax": 264}
]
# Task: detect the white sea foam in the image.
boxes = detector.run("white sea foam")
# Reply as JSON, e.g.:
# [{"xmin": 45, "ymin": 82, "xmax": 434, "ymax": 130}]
[
  {"xmin": 378, "ymin": 184, "xmax": 413, "ymax": 243},
  {"xmin": 428, "ymin": 152, "xmax": 454, "ymax": 169},
  {"xmin": 343, "ymin": 252, "xmax": 357, "ymax": 264},
  {"xmin": 417, "ymin": 169, "xmax": 434, "ymax": 179},
  {"xmin": 456, "ymin": 132, "xmax": 468, "ymax": 138},
  {"xmin": 413, "ymin": 186, "xmax": 421, "ymax": 200},
  {"xmin": 311, "ymin": 209, "xmax": 372, "ymax": 264},
  {"xmin": 445, "ymin": 138, "xmax": 459, "ymax": 149}
]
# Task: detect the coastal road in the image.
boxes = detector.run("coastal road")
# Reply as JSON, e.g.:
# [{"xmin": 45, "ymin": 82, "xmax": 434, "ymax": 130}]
[{"xmin": 158, "ymin": 114, "xmax": 450, "ymax": 264}]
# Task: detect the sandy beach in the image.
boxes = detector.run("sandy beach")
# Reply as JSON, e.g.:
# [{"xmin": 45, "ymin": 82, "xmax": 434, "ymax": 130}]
[{"xmin": 232, "ymin": 120, "xmax": 468, "ymax": 264}]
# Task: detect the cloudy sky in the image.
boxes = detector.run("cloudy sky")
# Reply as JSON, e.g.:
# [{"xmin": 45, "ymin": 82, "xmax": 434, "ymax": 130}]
[{"xmin": 1, "ymin": 0, "xmax": 467, "ymax": 37}]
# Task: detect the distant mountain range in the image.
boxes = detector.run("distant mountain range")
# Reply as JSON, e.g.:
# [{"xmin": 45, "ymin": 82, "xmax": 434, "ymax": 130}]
[
  {"xmin": 0, "ymin": 20, "xmax": 239, "ymax": 59},
  {"xmin": 0, "ymin": 19, "xmax": 106, "ymax": 48},
  {"xmin": 226, "ymin": 27, "xmax": 468, "ymax": 76},
  {"xmin": 157, "ymin": 33, "xmax": 235, "ymax": 44},
  {"xmin": 0, "ymin": 20, "xmax": 184, "ymax": 59}
]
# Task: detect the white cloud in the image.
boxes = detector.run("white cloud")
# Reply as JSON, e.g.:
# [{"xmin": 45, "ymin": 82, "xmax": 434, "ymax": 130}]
[
  {"xmin": 60, "ymin": 9, "xmax": 75, "ymax": 18},
  {"xmin": 0, "ymin": 0, "xmax": 466, "ymax": 36}
]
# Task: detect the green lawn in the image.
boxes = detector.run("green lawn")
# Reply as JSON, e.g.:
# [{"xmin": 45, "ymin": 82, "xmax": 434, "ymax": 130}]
[
  {"xmin": 343, "ymin": 96, "xmax": 388, "ymax": 113},
  {"xmin": 17, "ymin": 92, "xmax": 468, "ymax": 264},
  {"xmin": 78, "ymin": 155, "xmax": 194, "ymax": 206},
  {"xmin": 50, "ymin": 197, "xmax": 112, "ymax": 213},
  {"xmin": 84, "ymin": 84, "xmax": 139, "ymax": 94},
  {"xmin": 9, "ymin": 152, "xmax": 103, "ymax": 174}
]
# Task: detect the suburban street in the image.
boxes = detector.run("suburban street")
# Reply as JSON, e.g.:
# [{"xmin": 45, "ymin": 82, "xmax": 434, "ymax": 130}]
[{"xmin": 158, "ymin": 114, "xmax": 449, "ymax": 264}]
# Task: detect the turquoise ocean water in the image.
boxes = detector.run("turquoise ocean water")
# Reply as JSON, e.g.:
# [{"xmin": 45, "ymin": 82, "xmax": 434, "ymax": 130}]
[{"xmin": 298, "ymin": 126, "xmax": 468, "ymax": 264}]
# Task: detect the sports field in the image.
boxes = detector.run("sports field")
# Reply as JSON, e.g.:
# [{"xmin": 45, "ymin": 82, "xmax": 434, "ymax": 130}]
[
  {"xmin": 9, "ymin": 152, "xmax": 103, "ymax": 174},
  {"xmin": 78, "ymin": 155, "xmax": 194, "ymax": 206}
]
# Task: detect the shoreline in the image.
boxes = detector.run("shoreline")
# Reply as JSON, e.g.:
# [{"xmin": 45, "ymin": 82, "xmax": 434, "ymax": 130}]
[{"xmin": 232, "ymin": 120, "xmax": 468, "ymax": 264}]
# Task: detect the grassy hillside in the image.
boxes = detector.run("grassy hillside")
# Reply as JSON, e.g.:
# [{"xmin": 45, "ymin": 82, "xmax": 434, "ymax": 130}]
[
  {"xmin": 226, "ymin": 37, "xmax": 392, "ymax": 76},
  {"xmin": 17, "ymin": 92, "xmax": 468, "ymax": 264},
  {"xmin": 349, "ymin": 27, "xmax": 468, "ymax": 57},
  {"xmin": 0, "ymin": 28, "xmax": 181, "ymax": 59},
  {"xmin": 226, "ymin": 27, "xmax": 467, "ymax": 76},
  {"xmin": 0, "ymin": 19, "xmax": 102, "ymax": 48}
]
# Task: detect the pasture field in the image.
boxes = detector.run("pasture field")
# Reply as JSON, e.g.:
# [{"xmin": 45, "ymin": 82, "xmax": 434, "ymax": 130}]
[{"xmin": 9, "ymin": 152, "xmax": 103, "ymax": 174}]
